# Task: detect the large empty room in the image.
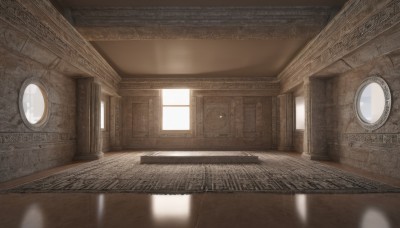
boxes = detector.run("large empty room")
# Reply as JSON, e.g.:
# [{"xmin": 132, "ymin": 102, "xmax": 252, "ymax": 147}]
[{"xmin": 1, "ymin": 0, "xmax": 400, "ymax": 227}]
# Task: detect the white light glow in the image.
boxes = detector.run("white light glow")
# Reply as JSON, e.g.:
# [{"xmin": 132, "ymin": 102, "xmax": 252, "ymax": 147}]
[
  {"xmin": 22, "ymin": 84, "xmax": 46, "ymax": 124},
  {"xmin": 20, "ymin": 204, "xmax": 44, "ymax": 228},
  {"xmin": 361, "ymin": 208, "xmax": 391, "ymax": 228},
  {"xmin": 101, "ymin": 101, "xmax": 105, "ymax": 129},
  {"xmin": 151, "ymin": 195, "xmax": 191, "ymax": 222},
  {"xmin": 295, "ymin": 194, "xmax": 307, "ymax": 224},
  {"xmin": 162, "ymin": 89, "xmax": 190, "ymax": 130},
  {"xmin": 97, "ymin": 194, "xmax": 105, "ymax": 226},
  {"xmin": 295, "ymin": 96, "xmax": 305, "ymax": 130},
  {"xmin": 358, "ymin": 83, "xmax": 385, "ymax": 123},
  {"xmin": 162, "ymin": 89, "xmax": 190, "ymax": 105},
  {"xmin": 163, "ymin": 107, "xmax": 190, "ymax": 130}
]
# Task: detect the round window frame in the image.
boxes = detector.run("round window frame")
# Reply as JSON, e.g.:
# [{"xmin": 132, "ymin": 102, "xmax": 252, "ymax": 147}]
[
  {"xmin": 354, "ymin": 76, "xmax": 391, "ymax": 131},
  {"xmin": 19, "ymin": 77, "xmax": 51, "ymax": 131}
]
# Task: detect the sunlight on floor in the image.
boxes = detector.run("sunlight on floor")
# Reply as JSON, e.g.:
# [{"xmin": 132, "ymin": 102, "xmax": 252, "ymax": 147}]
[{"xmin": 151, "ymin": 194, "xmax": 191, "ymax": 223}]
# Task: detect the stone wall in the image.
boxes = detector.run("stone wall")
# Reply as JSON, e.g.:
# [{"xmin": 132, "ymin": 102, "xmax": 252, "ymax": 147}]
[
  {"xmin": 0, "ymin": 22, "xmax": 76, "ymax": 182},
  {"xmin": 294, "ymin": 131, "xmax": 304, "ymax": 153},
  {"xmin": 325, "ymin": 55, "xmax": 400, "ymax": 179},
  {"xmin": 121, "ymin": 90, "xmax": 277, "ymax": 150}
]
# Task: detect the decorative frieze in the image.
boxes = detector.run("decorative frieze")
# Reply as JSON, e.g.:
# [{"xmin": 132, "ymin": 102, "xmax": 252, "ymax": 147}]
[
  {"xmin": 72, "ymin": 7, "xmax": 336, "ymax": 40},
  {"xmin": 120, "ymin": 77, "xmax": 280, "ymax": 92},
  {"xmin": 0, "ymin": 132, "xmax": 75, "ymax": 144},
  {"xmin": 0, "ymin": 0, "xmax": 121, "ymax": 90},
  {"xmin": 340, "ymin": 133, "xmax": 400, "ymax": 145},
  {"xmin": 280, "ymin": 0, "xmax": 400, "ymax": 92}
]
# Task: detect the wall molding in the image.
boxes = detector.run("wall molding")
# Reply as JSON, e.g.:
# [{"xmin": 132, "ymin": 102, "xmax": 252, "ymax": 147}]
[
  {"xmin": 0, "ymin": 132, "xmax": 75, "ymax": 144},
  {"xmin": 72, "ymin": 6, "xmax": 336, "ymax": 40},
  {"xmin": 0, "ymin": 0, "xmax": 121, "ymax": 90},
  {"xmin": 279, "ymin": 0, "xmax": 400, "ymax": 92}
]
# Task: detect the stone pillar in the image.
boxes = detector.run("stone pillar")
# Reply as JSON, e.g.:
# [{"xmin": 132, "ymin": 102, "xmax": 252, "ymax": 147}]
[
  {"xmin": 278, "ymin": 93, "xmax": 294, "ymax": 151},
  {"xmin": 303, "ymin": 77, "xmax": 330, "ymax": 160},
  {"xmin": 75, "ymin": 78, "xmax": 103, "ymax": 160},
  {"xmin": 110, "ymin": 96, "xmax": 122, "ymax": 151}
]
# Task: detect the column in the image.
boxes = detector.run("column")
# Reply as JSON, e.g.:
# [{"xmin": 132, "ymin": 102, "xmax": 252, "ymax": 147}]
[
  {"xmin": 278, "ymin": 93, "xmax": 294, "ymax": 151},
  {"xmin": 110, "ymin": 96, "xmax": 122, "ymax": 151},
  {"xmin": 75, "ymin": 78, "xmax": 103, "ymax": 160},
  {"xmin": 303, "ymin": 77, "xmax": 330, "ymax": 160}
]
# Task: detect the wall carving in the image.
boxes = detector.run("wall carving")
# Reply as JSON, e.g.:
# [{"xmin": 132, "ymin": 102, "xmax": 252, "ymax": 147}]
[
  {"xmin": 120, "ymin": 78, "xmax": 280, "ymax": 93},
  {"xmin": 0, "ymin": 132, "xmax": 75, "ymax": 144},
  {"xmin": 0, "ymin": 0, "xmax": 121, "ymax": 90},
  {"xmin": 72, "ymin": 7, "xmax": 336, "ymax": 40},
  {"xmin": 340, "ymin": 133, "xmax": 400, "ymax": 146},
  {"xmin": 280, "ymin": 0, "xmax": 400, "ymax": 92}
]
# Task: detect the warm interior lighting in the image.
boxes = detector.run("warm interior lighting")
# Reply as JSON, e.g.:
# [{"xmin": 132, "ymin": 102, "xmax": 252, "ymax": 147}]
[
  {"xmin": 295, "ymin": 96, "xmax": 305, "ymax": 130},
  {"xmin": 162, "ymin": 89, "xmax": 190, "ymax": 130},
  {"xmin": 101, "ymin": 101, "xmax": 105, "ymax": 129},
  {"xmin": 295, "ymin": 194, "xmax": 307, "ymax": 224},
  {"xmin": 20, "ymin": 204, "xmax": 44, "ymax": 228},
  {"xmin": 361, "ymin": 208, "xmax": 391, "ymax": 228},
  {"xmin": 151, "ymin": 195, "xmax": 191, "ymax": 222}
]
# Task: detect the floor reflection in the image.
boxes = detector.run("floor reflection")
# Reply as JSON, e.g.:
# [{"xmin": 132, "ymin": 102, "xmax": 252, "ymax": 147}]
[
  {"xmin": 97, "ymin": 194, "xmax": 105, "ymax": 226},
  {"xmin": 20, "ymin": 204, "xmax": 43, "ymax": 228},
  {"xmin": 151, "ymin": 195, "xmax": 191, "ymax": 224},
  {"xmin": 361, "ymin": 208, "xmax": 391, "ymax": 228},
  {"xmin": 295, "ymin": 194, "xmax": 307, "ymax": 225}
]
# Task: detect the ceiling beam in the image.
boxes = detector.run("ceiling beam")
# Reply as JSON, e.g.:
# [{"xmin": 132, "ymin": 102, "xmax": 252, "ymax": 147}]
[{"xmin": 71, "ymin": 7, "xmax": 338, "ymax": 40}]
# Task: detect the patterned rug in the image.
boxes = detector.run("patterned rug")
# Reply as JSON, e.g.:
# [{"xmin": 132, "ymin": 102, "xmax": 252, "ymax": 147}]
[{"xmin": 3, "ymin": 152, "xmax": 400, "ymax": 194}]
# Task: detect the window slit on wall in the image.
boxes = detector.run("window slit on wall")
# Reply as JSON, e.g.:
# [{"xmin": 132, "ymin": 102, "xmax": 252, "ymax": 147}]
[{"xmin": 162, "ymin": 89, "xmax": 190, "ymax": 130}]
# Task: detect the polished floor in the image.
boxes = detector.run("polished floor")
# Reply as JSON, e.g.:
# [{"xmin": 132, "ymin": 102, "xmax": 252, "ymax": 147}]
[{"xmin": 1, "ymin": 152, "xmax": 400, "ymax": 228}]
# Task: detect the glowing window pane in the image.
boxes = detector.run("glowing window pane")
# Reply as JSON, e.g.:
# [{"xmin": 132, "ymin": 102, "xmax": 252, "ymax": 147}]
[
  {"xmin": 101, "ymin": 101, "xmax": 105, "ymax": 129},
  {"xmin": 358, "ymin": 83, "xmax": 385, "ymax": 124},
  {"xmin": 22, "ymin": 84, "xmax": 46, "ymax": 124},
  {"xmin": 163, "ymin": 107, "xmax": 190, "ymax": 130},
  {"xmin": 295, "ymin": 96, "xmax": 305, "ymax": 130},
  {"xmin": 162, "ymin": 89, "xmax": 190, "ymax": 105}
]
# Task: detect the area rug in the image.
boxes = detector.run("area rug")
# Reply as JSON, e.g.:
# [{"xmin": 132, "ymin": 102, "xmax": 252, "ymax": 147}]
[{"xmin": 3, "ymin": 152, "xmax": 400, "ymax": 194}]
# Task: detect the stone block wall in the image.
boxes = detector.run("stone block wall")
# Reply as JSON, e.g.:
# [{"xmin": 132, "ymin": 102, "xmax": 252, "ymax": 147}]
[
  {"xmin": 0, "ymin": 21, "xmax": 76, "ymax": 182},
  {"xmin": 121, "ymin": 90, "xmax": 277, "ymax": 150},
  {"xmin": 326, "ymin": 55, "xmax": 400, "ymax": 179}
]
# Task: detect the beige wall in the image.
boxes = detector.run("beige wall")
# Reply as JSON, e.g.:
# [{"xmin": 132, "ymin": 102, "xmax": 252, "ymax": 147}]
[
  {"xmin": 325, "ymin": 55, "xmax": 400, "ymax": 179},
  {"xmin": 0, "ymin": 21, "xmax": 76, "ymax": 182},
  {"xmin": 121, "ymin": 90, "xmax": 277, "ymax": 150}
]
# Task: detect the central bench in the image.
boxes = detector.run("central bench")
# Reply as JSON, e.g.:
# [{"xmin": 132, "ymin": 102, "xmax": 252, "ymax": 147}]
[{"xmin": 140, "ymin": 151, "xmax": 259, "ymax": 164}]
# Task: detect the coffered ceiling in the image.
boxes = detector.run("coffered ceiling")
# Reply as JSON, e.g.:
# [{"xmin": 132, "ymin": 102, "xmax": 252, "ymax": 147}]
[{"xmin": 52, "ymin": 0, "xmax": 348, "ymax": 78}]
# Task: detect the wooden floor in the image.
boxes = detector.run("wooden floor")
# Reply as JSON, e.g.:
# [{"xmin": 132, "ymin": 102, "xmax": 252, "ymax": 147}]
[{"xmin": 1, "ymin": 151, "xmax": 400, "ymax": 228}]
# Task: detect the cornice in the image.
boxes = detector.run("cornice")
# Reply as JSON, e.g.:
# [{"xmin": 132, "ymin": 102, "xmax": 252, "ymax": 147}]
[
  {"xmin": 0, "ymin": 0, "xmax": 121, "ymax": 90},
  {"xmin": 71, "ymin": 6, "xmax": 337, "ymax": 40},
  {"xmin": 279, "ymin": 0, "xmax": 400, "ymax": 92}
]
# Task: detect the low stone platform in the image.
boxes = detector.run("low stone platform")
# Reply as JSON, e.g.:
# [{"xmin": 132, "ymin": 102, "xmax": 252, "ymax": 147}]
[{"xmin": 140, "ymin": 151, "xmax": 259, "ymax": 164}]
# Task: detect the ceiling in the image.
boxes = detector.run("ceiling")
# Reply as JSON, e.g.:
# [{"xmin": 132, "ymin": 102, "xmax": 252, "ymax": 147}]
[{"xmin": 53, "ymin": 0, "xmax": 348, "ymax": 79}]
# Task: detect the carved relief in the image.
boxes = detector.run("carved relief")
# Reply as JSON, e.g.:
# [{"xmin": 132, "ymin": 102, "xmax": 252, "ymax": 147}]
[
  {"xmin": 280, "ymin": 0, "xmax": 400, "ymax": 92},
  {"xmin": 203, "ymin": 98, "xmax": 231, "ymax": 137},
  {"xmin": 0, "ymin": 0, "xmax": 120, "ymax": 89},
  {"xmin": 0, "ymin": 132, "xmax": 75, "ymax": 144},
  {"xmin": 72, "ymin": 7, "xmax": 335, "ymax": 40}
]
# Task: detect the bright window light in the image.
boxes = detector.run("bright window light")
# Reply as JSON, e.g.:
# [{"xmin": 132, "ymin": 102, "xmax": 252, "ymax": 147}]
[
  {"xmin": 295, "ymin": 96, "xmax": 305, "ymax": 130},
  {"xmin": 22, "ymin": 84, "xmax": 46, "ymax": 124},
  {"xmin": 101, "ymin": 101, "xmax": 105, "ymax": 129},
  {"xmin": 162, "ymin": 89, "xmax": 190, "ymax": 130}
]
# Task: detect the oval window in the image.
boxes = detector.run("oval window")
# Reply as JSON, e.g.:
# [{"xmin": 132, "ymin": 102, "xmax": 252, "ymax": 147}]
[
  {"xmin": 19, "ymin": 78, "xmax": 50, "ymax": 130},
  {"xmin": 355, "ymin": 76, "xmax": 391, "ymax": 131},
  {"xmin": 23, "ymin": 84, "xmax": 46, "ymax": 124}
]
